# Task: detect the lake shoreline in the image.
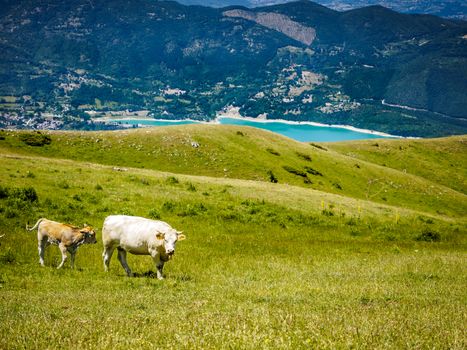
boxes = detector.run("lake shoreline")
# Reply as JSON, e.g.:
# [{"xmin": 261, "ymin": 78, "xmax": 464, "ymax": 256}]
[
  {"xmin": 214, "ymin": 115, "xmax": 404, "ymax": 139},
  {"xmin": 98, "ymin": 115, "xmax": 410, "ymax": 140}
]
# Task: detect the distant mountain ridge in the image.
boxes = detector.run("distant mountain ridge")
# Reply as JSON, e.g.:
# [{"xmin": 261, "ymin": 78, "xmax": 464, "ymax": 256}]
[
  {"xmin": 0, "ymin": 0, "xmax": 466, "ymax": 136},
  {"xmin": 178, "ymin": 0, "xmax": 467, "ymax": 20}
]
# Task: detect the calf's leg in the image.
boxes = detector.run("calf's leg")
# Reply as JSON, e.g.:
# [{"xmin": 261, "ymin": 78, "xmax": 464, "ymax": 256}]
[
  {"xmin": 38, "ymin": 237, "xmax": 47, "ymax": 266},
  {"xmin": 57, "ymin": 243, "xmax": 68, "ymax": 269},
  {"xmin": 69, "ymin": 247, "xmax": 77, "ymax": 269},
  {"xmin": 117, "ymin": 247, "xmax": 133, "ymax": 277}
]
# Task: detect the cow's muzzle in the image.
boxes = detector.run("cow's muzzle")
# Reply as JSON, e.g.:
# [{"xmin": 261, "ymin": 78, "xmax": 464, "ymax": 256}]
[{"xmin": 167, "ymin": 249, "xmax": 175, "ymax": 256}]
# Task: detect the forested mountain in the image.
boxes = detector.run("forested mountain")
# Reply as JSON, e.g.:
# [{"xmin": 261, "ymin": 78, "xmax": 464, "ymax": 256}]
[{"xmin": 1, "ymin": 0, "xmax": 466, "ymax": 136}]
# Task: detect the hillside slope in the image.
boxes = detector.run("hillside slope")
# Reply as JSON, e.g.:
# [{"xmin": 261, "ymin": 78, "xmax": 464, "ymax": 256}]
[
  {"xmin": 1, "ymin": 152, "xmax": 466, "ymax": 349},
  {"xmin": 0, "ymin": 126, "xmax": 465, "ymax": 218},
  {"xmin": 328, "ymin": 135, "xmax": 467, "ymax": 195}
]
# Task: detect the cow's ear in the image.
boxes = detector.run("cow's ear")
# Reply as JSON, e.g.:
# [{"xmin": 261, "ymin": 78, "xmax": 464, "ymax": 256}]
[
  {"xmin": 177, "ymin": 234, "xmax": 186, "ymax": 241},
  {"xmin": 156, "ymin": 232, "xmax": 164, "ymax": 240}
]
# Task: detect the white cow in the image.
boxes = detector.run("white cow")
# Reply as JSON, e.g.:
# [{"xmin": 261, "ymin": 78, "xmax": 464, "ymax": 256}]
[{"xmin": 102, "ymin": 215, "xmax": 186, "ymax": 279}]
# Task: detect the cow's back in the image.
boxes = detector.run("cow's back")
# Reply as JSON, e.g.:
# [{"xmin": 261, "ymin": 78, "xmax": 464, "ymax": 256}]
[{"xmin": 102, "ymin": 215, "xmax": 170, "ymax": 249}]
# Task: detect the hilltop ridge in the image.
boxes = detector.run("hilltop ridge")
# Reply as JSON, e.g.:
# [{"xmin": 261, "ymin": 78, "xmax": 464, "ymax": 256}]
[{"xmin": 0, "ymin": 126, "xmax": 465, "ymax": 218}]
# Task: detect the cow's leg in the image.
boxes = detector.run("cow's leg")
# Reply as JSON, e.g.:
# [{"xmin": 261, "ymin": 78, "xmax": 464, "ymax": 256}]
[
  {"xmin": 102, "ymin": 246, "xmax": 115, "ymax": 272},
  {"xmin": 156, "ymin": 261, "xmax": 165, "ymax": 280},
  {"xmin": 117, "ymin": 247, "xmax": 133, "ymax": 277},
  {"xmin": 57, "ymin": 243, "xmax": 68, "ymax": 269},
  {"xmin": 38, "ymin": 237, "xmax": 47, "ymax": 267},
  {"xmin": 151, "ymin": 254, "xmax": 165, "ymax": 280}
]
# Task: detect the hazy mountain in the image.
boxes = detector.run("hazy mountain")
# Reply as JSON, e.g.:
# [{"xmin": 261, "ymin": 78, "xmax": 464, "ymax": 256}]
[
  {"xmin": 0, "ymin": 0, "xmax": 466, "ymax": 136},
  {"xmin": 178, "ymin": 0, "xmax": 467, "ymax": 20}
]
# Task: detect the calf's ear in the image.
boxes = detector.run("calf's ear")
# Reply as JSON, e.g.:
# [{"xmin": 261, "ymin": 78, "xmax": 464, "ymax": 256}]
[{"xmin": 177, "ymin": 234, "xmax": 186, "ymax": 241}]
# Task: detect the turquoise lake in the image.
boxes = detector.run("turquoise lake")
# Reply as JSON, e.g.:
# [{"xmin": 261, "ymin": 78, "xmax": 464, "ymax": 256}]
[{"xmin": 111, "ymin": 118, "xmax": 394, "ymax": 142}]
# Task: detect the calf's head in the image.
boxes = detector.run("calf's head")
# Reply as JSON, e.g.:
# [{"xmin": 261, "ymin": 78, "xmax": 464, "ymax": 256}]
[
  {"xmin": 80, "ymin": 226, "xmax": 97, "ymax": 244},
  {"xmin": 156, "ymin": 229, "xmax": 186, "ymax": 259}
]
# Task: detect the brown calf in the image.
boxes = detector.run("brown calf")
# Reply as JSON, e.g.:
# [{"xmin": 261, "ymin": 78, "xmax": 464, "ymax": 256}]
[{"xmin": 27, "ymin": 218, "xmax": 97, "ymax": 268}]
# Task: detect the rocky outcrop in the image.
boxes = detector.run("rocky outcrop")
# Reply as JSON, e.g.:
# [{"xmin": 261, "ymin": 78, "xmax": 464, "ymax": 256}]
[{"xmin": 223, "ymin": 9, "xmax": 316, "ymax": 46}]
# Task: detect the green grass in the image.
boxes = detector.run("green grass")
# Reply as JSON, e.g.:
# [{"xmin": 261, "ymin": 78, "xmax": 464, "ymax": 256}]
[
  {"xmin": 0, "ymin": 127, "xmax": 466, "ymax": 348},
  {"xmin": 0, "ymin": 127, "xmax": 465, "ymax": 218},
  {"xmin": 327, "ymin": 135, "xmax": 467, "ymax": 195}
]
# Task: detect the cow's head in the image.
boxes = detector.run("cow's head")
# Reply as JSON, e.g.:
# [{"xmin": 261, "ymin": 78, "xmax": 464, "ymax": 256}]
[
  {"xmin": 80, "ymin": 226, "xmax": 97, "ymax": 244},
  {"xmin": 156, "ymin": 229, "xmax": 186, "ymax": 259}
]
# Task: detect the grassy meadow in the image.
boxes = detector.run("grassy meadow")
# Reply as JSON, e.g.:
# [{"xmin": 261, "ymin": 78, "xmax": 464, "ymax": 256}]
[{"xmin": 0, "ymin": 127, "xmax": 466, "ymax": 349}]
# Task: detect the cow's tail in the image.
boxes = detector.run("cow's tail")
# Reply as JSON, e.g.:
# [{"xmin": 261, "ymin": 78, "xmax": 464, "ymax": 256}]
[{"xmin": 26, "ymin": 218, "xmax": 45, "ymax": 231}]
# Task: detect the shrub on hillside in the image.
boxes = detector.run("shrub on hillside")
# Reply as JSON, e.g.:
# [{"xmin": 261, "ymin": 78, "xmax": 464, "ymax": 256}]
[
  {"xmin": 0, "ymin": 186, "xmax": 8, "ymax": 199},
  {"xmin": 416, "ymin": 230, "xmax": 441, "ymax": 242},
  {"xmin": 304, "ymin": 166, "xmax": 323, "ymax": 176},
  {"xmin": 19, "ymin": 187, "xmax": 38, "ymax": 202},
  {"xmin": 120, "ymin": 208, "xmax": 134, "ymax": 216},
  {"xmin": 267, "ymin": 170, "xmax": 278, "ymax": 183},
  {"xmin": 186, "ymin": 183, "xmax": 197, "ymax": 192},
  {"xmin": 282, "ymin": 165, "xmax": 307, "ymax": 177},
  {"xmin": 162, "ymin": 201, "xmax": 176, "ymax": 212},
  {"xmin": 0, "ymin": 186, "xmax": 38, "ymax": 203},
  {"xmin": 177, "ymin": 203, "xmax": 207, "ymax": 217},
  {"xmin": 148, "ymin": 209, "xmax": 161, "ymax": 219},
  {"xmin": 310, "ymin": 143, "xmax": 327, "ymax": 151},
  {"xmin": 266, "ymin": 148, "xmax": 280, "ymax": 156},
  {"xmin": 0, "ymin": 248, "xmax": 16, "ymax": 264},
  {"xmin": 296, "ymin": 152, "xmax": 312, "ymax": 161},
  {"xmin": 19, "ymin": 132, "xmax": 52, "ymax": 146},
  {"xmin": 4, "ymin": 207, "xmax": 19, "ymax": 218},
  {"xmin": 333, "ymin": 182, "xmax": 343, "ymax": 190},
  {"xmin": 166, "ymin": 176, "xmax": 179, "ymax": 185}
]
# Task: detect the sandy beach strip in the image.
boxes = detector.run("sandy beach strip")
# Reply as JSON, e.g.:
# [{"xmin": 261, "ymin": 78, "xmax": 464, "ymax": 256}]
[{"xmin": 215, "ymin": 115, "xmax": 407, "ymax": 139}]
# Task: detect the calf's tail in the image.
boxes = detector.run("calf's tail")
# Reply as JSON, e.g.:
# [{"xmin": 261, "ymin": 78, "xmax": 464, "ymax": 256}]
[{"xmin": 26, "ymin": 218, "xmax": 45, "ymax": 231}]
